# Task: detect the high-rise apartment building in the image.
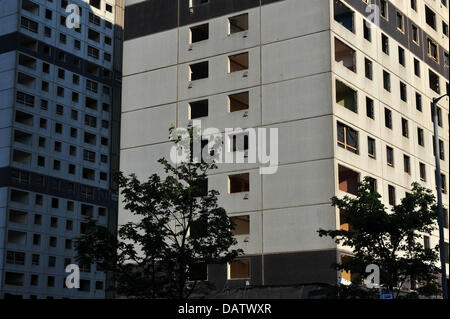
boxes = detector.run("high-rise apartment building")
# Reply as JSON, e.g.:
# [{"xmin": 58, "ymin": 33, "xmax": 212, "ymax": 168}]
[
  {"xmin": 120, "ymin": 0, "xmax": 448, "ymax": 292},
  {"xmin": 0, "ymin": 0, "xmax": 123, "ymax": 299}
]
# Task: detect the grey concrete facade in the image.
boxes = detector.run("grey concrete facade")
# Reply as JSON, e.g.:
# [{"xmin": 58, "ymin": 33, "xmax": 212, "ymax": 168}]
[{"xmin": 120, "ymin": 0, "xmax": 449, "ymax": 293}]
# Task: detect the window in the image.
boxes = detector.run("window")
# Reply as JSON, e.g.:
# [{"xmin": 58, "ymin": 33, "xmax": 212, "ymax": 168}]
[
  {"xmin": 424, "ymin": 236, "xmax": 430, "ymax": 249},
  {"xmin": 400, "ymin": 82, "xmax": 407, "ymax": 102},
  {"xmin": 189, "ymin": 61, "xmax": 208, "ymax": 81},
  {"xmin": 89, "ymin": 0, "xmax": 101, "ymax": 9},
  {"xmin": 5, "ymin": 272, "xmax": 25, "ymax": 286},
  {"xmin": 416, "ymin": 92, "xmax": 422, "ymax": 111},
  {"xmin": 47, "ymin": 276, "xmax": 55, "ymax": 287},
  {"xmin": 384, "ymin": 108, "xmax": 392, "ymax": 129},
  {"xmin": 363, "ymin": 19, "xmax": 371, "ymax": 41},
  {"xmin": 86, "ymin": 80, "xmax": 98, "ymax": 93},
  {"xmin": 33, "ymin": 234, "xmax": 40, "ymax": 245},
  {"xmin": 338, "ymin": 165, "xmax": 359, "ymax": 195},
  {"xmin": 443, "ymin": 22, "xmax": 449, "ymax": 37},
  {"xmin": 88, "ymin": 28, "xmax": 100, "ymax": 42},
  {"xmin": 228, "ymin": 173, "xmax": 250, "ymax": 194},
  {"xmin": 412, "ymin": 25, "xmax": 419, "ymax": 44},
  {"xmin": 106, "ymin": 4, "xmax": 113, "ymax": 13},
  {"xmin": 425, "ymin": 6, "xmax": 436, "ymax": 30},
  {"xmin": 34, "ymin": 214, "xmax": 42, "ymax": 225},
  {"xmin": 336, "ymin": 80, "xmax": 357, "ymax": 113},
  {"xmin": 383, "ymin": 70, "xmax": 391, "ymax": 91},
  {"xmin": 403, "ymin": 155, "xmax": 411, "ymax": 174},
  {"xmin": 48, "ymin": 256, "xmax": 56, "ymax": 267},
  {"xmin": 189, "ymin": 100, "xmax": 208, "ymax": 119},
  {"xmin": 431, "ymin": 105, "xmax": 443, "ymax": 127},
  {"xmin": 228, "ymin": 52, "xmax": 249, "ymax": 73},
  {"xmin": 337, "ymin": 122, "xmax": 359, "ymax": 154},
  {"xmin": 401, "ymin": 118, "xmax": 409, "ymax": 138},
  {"xmin": 364, "ymin": 58, "xmax": 372, "ymax": 80},
  {"xmin": 382, "ymin": 34, "xmax": 389, "ymax": 55},
  {"xmin": 190, "ymin": 23, "xmax": 209, "ymax": 43},
  {"xmin": 16, "ymin": 91, "xmax": 34, "ymax": 107},
  {"xmin": 55, "ymin": 123, "xmax": 62, "ymax": 134},
  {"xmin": 420, "ymin": 162, "xmax": 426, "ymax": 181},
  {"xmin": 429, "ymin": 70, "xmax": 440, "ymax": 93},
  {"xmin": 368, "ymin": 137, "xmax": 376, "ymax": 159},
  {"xmin": 228, "ymin": 91, "xmax": 249, "ymax": 112},
  {"xmin": 414, "ymin": 59, "xmax": 420, "ymax": 77},
  {"xmin": 6, "ymin": 251, "xmax": 25, "ymax": 265},
  {"xmin": 396, "ymin": 12, "xmax": 404, "ymax": 32},
  {"xmin": 427, "ymin": 39, "xmax": 439, "ymax": 62},
  {"xmin": 417, "ymin": 127, "xmax": 424, "ymax": 146},
  {"xmin": 44, "ymin": 27, "xmax": 51, "ymax": 37},
  {"xmin": 439, "ymin": 140, "xmax": 445, "ymax": 161},
  {"xmin": 366, "ymin": 97, "xmax": 374, "ymax": 119},
  {"xmin": 388, "ymin": 185, "xmax": 396, "ymax": 206},
  {"xmin": 228, "ymin": 13, "xmax": 248, "ymax": 35},
  {"xmin": 334, "ymin": 0, "xmax": 354, "ymax": 32},
  {"xmin": 398, "ymin": 47, "xmax": 405, "ymax": 66},
  {"xmin": 411, "ymin": 0, "xmax": 417, "ymax": 11},
  {"xmin": 380, "ymin": 0, "xmax": 388, "ymax": 19},
  {"xmin": 32, "ymin": 254, "xmax": 40, "ymax": 266},
  {"xmin": 74, "ymin": 39, "xmax": 81, "ymax": 50},
  {"xmin": 230, "ymin": 215, "xmax": 250, "ymax": 236},
  {"xmin": 335, "ymin": 38, "xmax": 356, "ymax": 72},
  {"xmin": 386, "ymin": 146, "xmax": 394, "ymax": 167},
  {"xmin": 439, "ymin": 174, "xmax": 447, "ymax": 194},
  {"xmin": 88, "ymin": 46, "xmax": 99, "ymax": 59},
  {"xmin": 85, "ymin": 114, "xmax": 97, "ymax": 128},
  {"xmin": 82, "ymin": 168, "xmax": 95, "ymax": 180},
  {"xmin": 21, "ymin": 16, "xmax": 38, "ymax": 33},
  {"xmin": 83, "ymin": 150, "xmax": 96, "ymax": 162},
  {"xmin": 57, "ymin": 86, "xmax": 64, "ymax": 97},
  {"xmin": 49, "ymin": 236, "xmax": 57, "ymax": 247},
  {"xmin": 228, "ymin": 259, "xmax": 250, "ymax": 279}
]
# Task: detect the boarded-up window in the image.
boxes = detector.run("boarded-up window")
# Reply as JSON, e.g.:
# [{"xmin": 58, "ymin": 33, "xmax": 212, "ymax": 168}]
[
  {"xmin": 336, "ymin": 80, "xmax": 357, "ymax": 113},
  {"xmin": 190, "ymin": 23, "xmax": 209, "ymax": 43},
  {"xmin": 228, "ymin": 13, "xmax": 248, "ymax": 34},
  {"xmin": 229, "ymin": 259, "xmax": 250, "ymax": 279},
  {"xmin": 231, "ymin": 215, "xmax": 250, "ymax": 235},
  {"xmin": 228, "ymin": 52, "xmax": 249, "ymax": 73},
  {"xmin": 338, "ymin": 165, "xmax": 359, "ymax": 195},
  {"xmin": 228, "ymin": 92, "xmax": 249, "ymax": 112},
  {"xmin": 228, "ymin": 173, "xmax": 249, "ymax": 194}
]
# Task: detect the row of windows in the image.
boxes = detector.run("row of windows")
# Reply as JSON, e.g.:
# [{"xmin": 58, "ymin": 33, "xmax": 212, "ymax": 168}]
[
  {"xmin": 13, "ymin": 150, "xmax": 109, "ymax": 182},
  {"xmin": 337, "ymin": 121, "xmax": 448, "ymax": 193},
  {"xmin": 4, "ymin": 270, "xmax": 103, "ymax": 292},
  {"xmin": 10, "ymin": 179, "xmax": 101, "ymax": 203},
  {"xmin": 20, "ymin": 14, "xmax": 112, "ymax": 63},
  {"xmin": 336, "ymin": 1, "xmax": 449, "ymax": 83},
  {"xmin": 363, "ymin": 0, "xmax": 449, "ymax": 40}
]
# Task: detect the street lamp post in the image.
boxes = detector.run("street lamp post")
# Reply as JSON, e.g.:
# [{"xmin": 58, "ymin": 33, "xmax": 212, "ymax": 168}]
[{"xmin": 431, "ymin": 93, "xmax": 449, "ymax": 300}]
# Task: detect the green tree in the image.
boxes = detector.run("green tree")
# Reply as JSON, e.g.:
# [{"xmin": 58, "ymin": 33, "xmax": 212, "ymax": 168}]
[
  {"xmin": 75, "ymin": 128, "xmax": 242, "ymax": 299},
  {"xmin": 318, "ymin": 178, "xmax": 441, "ymax": 298}
]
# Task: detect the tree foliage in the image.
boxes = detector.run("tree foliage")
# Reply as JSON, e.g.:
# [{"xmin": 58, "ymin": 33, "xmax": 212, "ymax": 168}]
[
  {"xmin": 75, "ymin": 128, "xmax": 242, "ymax": 299},
  {"xmin": 318, "ymin": 178, "xmax": 441, "ymax": 298}
]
